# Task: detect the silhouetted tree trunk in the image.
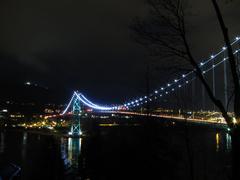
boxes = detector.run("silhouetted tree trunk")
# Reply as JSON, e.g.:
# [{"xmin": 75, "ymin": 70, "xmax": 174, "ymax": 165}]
[
  {"xmin": 211, "ymin": 1, "xmax": 240, "ymax": 179},
  {"xmin": 131, "ymin": 0, "xmax": 240, "ymax": 179}
]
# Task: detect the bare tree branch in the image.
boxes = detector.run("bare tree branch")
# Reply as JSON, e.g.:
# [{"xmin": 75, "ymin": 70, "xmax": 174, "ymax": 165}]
[
  {"xmin": 131, "ymin": 0, "xmax": 235, "ymax": 127},
  {"xmin": 211, "ymin": 0, "xmax": 240, "ymax": 121}
]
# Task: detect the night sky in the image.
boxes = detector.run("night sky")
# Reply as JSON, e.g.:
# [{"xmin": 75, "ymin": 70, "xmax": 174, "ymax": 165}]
[{"xmin": 0, "ymin": 0, "xmax": 240, "ymax": 104}]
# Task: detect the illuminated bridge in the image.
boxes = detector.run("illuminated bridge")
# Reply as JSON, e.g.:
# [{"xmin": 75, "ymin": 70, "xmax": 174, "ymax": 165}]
[{"xmin": 60, "ymin": 37, "xmax": 240, "ymax": 136}]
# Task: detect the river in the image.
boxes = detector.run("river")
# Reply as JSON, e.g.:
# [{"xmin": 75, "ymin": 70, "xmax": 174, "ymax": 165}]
[{"xmin": 0, "ymin": 120, "xmax": 232, "ymax": 180}]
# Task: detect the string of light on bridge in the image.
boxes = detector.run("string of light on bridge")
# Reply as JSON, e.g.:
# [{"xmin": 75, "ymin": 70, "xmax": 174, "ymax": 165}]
[
  {"xmin": 61, "ymin": 92, "xmax": 115, "ymax": 115},
  {"xmin": 61, "ymin": 36, "xmax": 240, "ymax": 114},
  {"xmin": 123, "ymin": 36, "xmax": 240, "ymax": 109}
]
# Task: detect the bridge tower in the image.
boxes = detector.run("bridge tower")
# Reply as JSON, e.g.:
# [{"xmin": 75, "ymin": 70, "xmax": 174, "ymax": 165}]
[{"xmin": 69, "ymin": 97, "xmax": 82, "ymax": 136}]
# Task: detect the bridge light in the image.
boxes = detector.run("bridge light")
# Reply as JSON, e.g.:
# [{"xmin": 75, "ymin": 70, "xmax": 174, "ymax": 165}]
[
  {"xmin": 139, "ymin": 98, "xmax": 143, "ymax": 101},
  {"xmin": 222, "ymin": 46, "xmax": 226, "ymax": 50},
  {"xmin": 236, "ymin": 37, "xmax": 240, "ymax": 41},
  {"xmin": 160, "ymin": 94, "xmax": 162, "ymax": 97},
  {"xmin": 172, "ymin": 88, "xmax": 174, "ymax": 91},
  {"xmin": 174, "ymin": 79, "xmax": 178, "ymax": 82},
  {"xmin": 155, "ymin": 90, "xmax": 158, "ymax": 94},
  {"xmin": 186, "ymin": 81, "xmax": 189, "ymax": 84},
  {"xmin": 166, "ymin": 91, "xmax": 169, "ymax": 94},
  {"xmin": 211, "ymin": 55, "xmax": 214, "ymax": 59},
  {"xmin": 127, "ymin": 103, "xmax": 130, "ymax": 106},
  {"xmin": 161, "ymin": 87, "xmax": 164, "ymax": 90},
  {"xmin": 135, "ymin": 100, "xmax": 138, "ymax": 103},
  {"xmin": 200, "ymin": 62, "xmax": 204, "ymax": 66},
  {"xmin": 167, "ymin": 83, "xmax": 170, "ymax": 87},
  {"xmin": 182, "ymin": 74, "xmax": 186, "ymax": 78},
  {"xmin": 212, "ymin": 65, "xmax": 215, "ymax": 68},
  {"xmin": 131, "ymin": 101, "xmax": 134, "ymax": 104},
  {"xmin": 203, "ymin": 71, "xmax": 206, "ymax": 74},
  {"xmin": 144, "ymin": 96, "xmax": 147, "ymax": 99},
  {"xmin": 178, "ymin": 85, "xmax": 182, "ymax": 88},
  {"xmin": 75, "ymin": 93, "xmax": 113, "ymax": 111}
]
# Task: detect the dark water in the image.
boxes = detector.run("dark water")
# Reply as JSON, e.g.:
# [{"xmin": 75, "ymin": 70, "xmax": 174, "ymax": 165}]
[
  {"xmin": 0, "ymin": 130, "xmax": 64, "ymax": 180},
  {"xmin": 0, "ymin": 121, "xmax": 232, "ymax": 180}
]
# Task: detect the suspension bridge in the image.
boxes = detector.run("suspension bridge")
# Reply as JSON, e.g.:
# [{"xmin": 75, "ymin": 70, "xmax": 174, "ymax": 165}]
[{"xmin": 58, "ymin": 37, "xmax": 240, "ymax": 137}]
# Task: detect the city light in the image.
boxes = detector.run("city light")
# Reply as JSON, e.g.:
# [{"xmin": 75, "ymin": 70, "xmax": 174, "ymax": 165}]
[
  {"xmin": 25, "ymin": 81, "xmax": 31, "ymax": 85},
  {"xmin": 233, "ymin": 117, "xmax": 237, "ymax": 124}
]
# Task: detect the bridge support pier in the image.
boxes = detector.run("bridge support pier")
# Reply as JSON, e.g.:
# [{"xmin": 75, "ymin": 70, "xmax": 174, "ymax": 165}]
[{"xmin": 69, "ymin": 97, "xmax": 82, "ymax": 137}]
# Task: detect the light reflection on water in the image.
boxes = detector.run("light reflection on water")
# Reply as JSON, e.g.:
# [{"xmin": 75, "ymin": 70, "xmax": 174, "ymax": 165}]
[
  {"xmin": 216, "ymin": 133, "xmax": 220, "ymax": 152},
  {"xmin": 226, "ymin": 133, "xmax": 232, "ymax": 152},
  {"xmin": 215, "ymin": 132, "xmax": 232, "ymax": 152},
  {"xmin": 23, "ymin": 132, "xmax": 28, "ymax": 145},
  {"xmin": 0, "ymin": 132, "xmax": 4, "ymax": 153},
  {"xmin": 61, "ymin": 137, "xmax": 82, "ymax": 169},
  {"xmin": 22, "ymin": 132, "xmax": 28, "ymax": 160}
]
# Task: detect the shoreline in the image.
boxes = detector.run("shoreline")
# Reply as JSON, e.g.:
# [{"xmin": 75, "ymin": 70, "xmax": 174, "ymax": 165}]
[{"xmin": 0, "ymin": 118, "xmax": 228, "ymax": 137}]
